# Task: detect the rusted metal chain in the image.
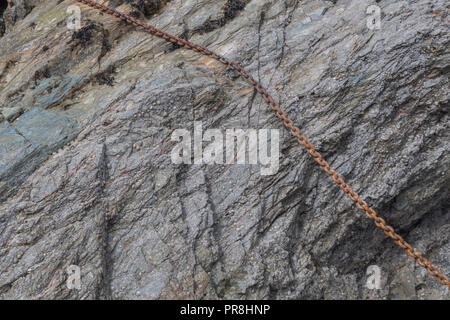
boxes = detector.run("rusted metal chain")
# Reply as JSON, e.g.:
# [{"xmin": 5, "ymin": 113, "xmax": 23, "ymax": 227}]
[{"xmin": 74, "ymin": 0, "xmax": 450, "ymax": 288}]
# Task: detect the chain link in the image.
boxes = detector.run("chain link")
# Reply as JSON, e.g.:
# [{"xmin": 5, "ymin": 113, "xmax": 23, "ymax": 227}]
[{"xmin": 75, "ymin": 0, "xmax": 450, "ymax": 288}]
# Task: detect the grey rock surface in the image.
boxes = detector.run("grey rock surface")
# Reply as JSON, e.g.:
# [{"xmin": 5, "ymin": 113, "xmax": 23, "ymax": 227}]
[{"xmin": 0, "ymin": 0, "xmax": 449, "ymax": 299}]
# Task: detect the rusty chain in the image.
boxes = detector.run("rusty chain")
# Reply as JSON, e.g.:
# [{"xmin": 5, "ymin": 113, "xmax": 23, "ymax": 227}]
[{"xmin": 74, "ymin": 0, "xmax": 450, "ymax": 288}]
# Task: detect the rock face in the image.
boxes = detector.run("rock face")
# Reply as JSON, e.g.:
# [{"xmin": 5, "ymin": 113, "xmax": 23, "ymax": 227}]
[{"xmin": 0, "ymin": 0, "xmax": 449, "ymax": 299}]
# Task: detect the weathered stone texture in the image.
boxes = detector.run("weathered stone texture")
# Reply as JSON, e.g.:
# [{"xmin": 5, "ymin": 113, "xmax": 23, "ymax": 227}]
[{"xmin": 0, "ymin": 0, "xmax": 448, "ymax": 299}]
